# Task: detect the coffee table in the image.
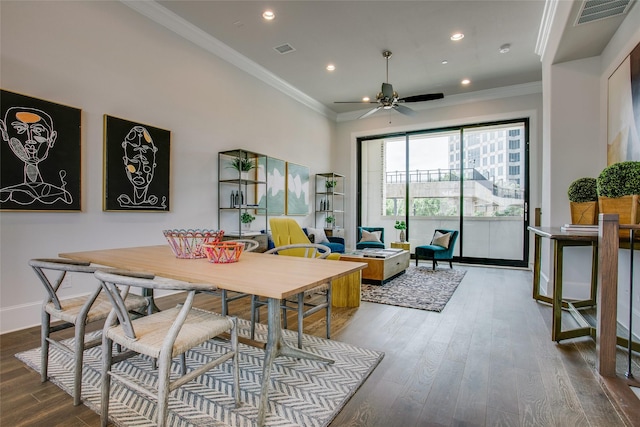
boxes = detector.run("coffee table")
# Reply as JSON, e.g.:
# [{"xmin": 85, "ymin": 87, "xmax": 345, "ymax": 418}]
[{"xmin": 339, "ymin": 249, "xmax": 410, "ymax": 285}]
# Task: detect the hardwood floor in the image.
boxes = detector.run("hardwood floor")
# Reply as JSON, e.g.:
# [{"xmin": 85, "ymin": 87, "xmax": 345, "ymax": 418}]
[{"xmin": 1, "ymin": 265, "xmax": 637, "ymax": 426}]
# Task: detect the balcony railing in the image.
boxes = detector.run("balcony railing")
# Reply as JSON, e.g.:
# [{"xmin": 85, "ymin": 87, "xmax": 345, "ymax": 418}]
[{"xmin": 386, "ymin": 168, "xmax": 524, "ymax": 200}]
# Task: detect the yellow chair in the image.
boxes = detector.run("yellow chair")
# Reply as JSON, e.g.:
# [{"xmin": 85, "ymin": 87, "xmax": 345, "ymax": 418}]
[{"xmin": 269, "ymin": 217, "xmax": 340, "ymax": 260}]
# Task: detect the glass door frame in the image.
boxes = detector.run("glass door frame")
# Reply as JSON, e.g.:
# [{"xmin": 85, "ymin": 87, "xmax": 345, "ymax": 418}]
[{"xmin": 356, "ymin": 118, "xmax": 530, "ymax": 268}]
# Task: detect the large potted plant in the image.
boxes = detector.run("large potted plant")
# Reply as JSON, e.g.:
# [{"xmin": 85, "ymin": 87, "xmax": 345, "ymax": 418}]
[
  {"xmin": 567, "ymin": 177, "xmax": 598, "ymax": 224},
  {"xmin": 597, "ymin": 161, "xmax": 640, "ymax": 236}
]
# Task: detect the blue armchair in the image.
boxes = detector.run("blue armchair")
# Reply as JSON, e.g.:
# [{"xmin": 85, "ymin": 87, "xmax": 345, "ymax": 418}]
[
  {"xmin": 302, "ymin": 228, "xmax": 345, "ymax": 253},
  {"xmin": 415, "ymin": 229, "xmax": 459, "ymax": 269},
  {"xmin": 356, "ymin": 226, "xmax": 385, "ymax": 250}
]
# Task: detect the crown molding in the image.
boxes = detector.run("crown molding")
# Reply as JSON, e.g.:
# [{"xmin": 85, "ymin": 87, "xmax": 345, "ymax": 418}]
[
  {"xmin": 336, "ymin": 81, "xmax": 543, "ymax": 123},
  {"xmin": 121, "ymin": 0, "xmax": 336, "ymax": 121},
  {"xmin": 535, "ymin": 0, "xmax": 559, "ymax": 59}
]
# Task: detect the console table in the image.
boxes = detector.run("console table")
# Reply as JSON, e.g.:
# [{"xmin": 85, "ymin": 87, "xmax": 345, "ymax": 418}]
[{"xmin": 528, "ymin": 226, "xmax": 598, "ymax": 342}]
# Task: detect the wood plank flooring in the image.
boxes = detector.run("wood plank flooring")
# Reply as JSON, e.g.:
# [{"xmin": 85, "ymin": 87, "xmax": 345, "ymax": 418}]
[{"xmin": 1, "ymin": 265, "xmax": 637, "ymax": 426}]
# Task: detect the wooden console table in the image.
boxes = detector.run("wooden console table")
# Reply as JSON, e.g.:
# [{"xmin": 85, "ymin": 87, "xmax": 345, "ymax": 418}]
[{"xmin": 528, "ymin": 226, "xmax": 598, "ymax": 342}]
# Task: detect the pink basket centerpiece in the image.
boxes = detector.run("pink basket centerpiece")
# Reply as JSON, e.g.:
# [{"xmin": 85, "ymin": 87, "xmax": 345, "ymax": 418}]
[
  {"xmin": 163, "ymin": 229, "xmax": 224, "ymax": 259},
  {"xmin": 203, "ymin": 241, "xmax": 244, "ymax": 263}
]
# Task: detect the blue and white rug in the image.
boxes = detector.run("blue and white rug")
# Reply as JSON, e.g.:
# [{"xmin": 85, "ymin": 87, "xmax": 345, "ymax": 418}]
[{"xmin": 15, "ymin": 319, "xmax": 383, "ymax": 427}]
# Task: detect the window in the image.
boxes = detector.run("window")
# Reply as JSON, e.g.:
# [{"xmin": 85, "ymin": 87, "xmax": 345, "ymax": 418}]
[
  {"xmin": 509, "ymin": 140, "xmax": 520, "ymax": 149},
  {"xmin": 509, "ymin": 129, "xmax": 520, "ymax": 137},
  {"xmin": 509, "ymin": 153, "xmax": 520, "ymax": 162},
  {"xmin": 509, "ymin": 165, "xmax": 520, "ymax": 175}
]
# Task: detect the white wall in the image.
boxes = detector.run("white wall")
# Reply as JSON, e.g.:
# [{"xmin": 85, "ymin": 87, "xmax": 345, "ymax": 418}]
[{"xmin": 0, "ymin": 1, "xmax": 335, "ymax": 333}]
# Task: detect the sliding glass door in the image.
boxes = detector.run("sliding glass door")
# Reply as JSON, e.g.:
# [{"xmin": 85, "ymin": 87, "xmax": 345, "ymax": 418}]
[{"xmin": 358, "ymin": 119, "xmax": 529, "ymax": 267}]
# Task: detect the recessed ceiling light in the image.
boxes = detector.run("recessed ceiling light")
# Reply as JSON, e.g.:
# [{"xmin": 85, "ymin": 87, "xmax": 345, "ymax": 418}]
[
  {"xmin": 441, "ymin": 60, "xmax": 448, "ymax": 65},
  {"xmin": 450, "ymin": 33, "xmax": 464, "ymax": 41},
  {"xmin": 499, "ymin": 43, "xmax": 511, "ymax": 54},
  {"xmin": 262, "ymin": 10, "xmax": 275, "ymax": 20},
  {"xmin": 326, "ymin": 64, "xmax": 336, "ymax": 71},
  {"xmin": 362, "ymin": 96, "xmax": 370, "ymax": 102},
  {"xmin": 461, "ymin": 79, "xmax": 471, "ymax": 85}
]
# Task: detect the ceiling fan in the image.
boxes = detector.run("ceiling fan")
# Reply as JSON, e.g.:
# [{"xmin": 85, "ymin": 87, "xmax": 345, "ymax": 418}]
[{"xmin": 335, "ymin": 50, "xmax": 444, "ymax": 119}]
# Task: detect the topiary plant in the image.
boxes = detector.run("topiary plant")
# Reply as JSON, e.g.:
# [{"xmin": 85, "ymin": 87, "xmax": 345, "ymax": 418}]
[
  {"xmin": 567, "ymin": 177, "xmax": 597, "ymax": 202},
  {"xmin": 597, "ymin": 161, "xmax": 640, "ymax": 198}
]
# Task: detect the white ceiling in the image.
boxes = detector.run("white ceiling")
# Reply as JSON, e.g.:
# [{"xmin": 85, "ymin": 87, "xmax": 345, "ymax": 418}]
[{"xmin": 134, "ymin": 1, "xmax": 634, "ymax": 118}]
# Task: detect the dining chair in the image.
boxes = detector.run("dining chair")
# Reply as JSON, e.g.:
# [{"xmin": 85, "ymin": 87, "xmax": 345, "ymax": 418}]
[
  {"xmin": 200, "ymin": 239, "xmax": 260, "ymax": 315},
  {"xmin": 29, "ymin": 258, "xmax": 149, "ymax": 406},
  {"xmin": 250, "ymin": 243, "xmax": 332, "ymax": 348},
  {"xmin": 95, "ymin": 269, "xmax": 240, "ymax": 427}
]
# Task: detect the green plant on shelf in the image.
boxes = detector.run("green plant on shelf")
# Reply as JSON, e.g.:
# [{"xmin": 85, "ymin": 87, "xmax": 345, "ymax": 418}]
[
  {"xmin": 228, "ymin": 157, "xmax": 255, "ymax": 173},
  {"xmin": 240, "ymin": 212, "xmax": 255, "ymax": 224},
  {"xmin": 325, "ymin": 215, "xmax": 335, "ymax": 225},
  {"xmin": 325, "ymin": 179, "xmax": 337, "ymax": 189}
]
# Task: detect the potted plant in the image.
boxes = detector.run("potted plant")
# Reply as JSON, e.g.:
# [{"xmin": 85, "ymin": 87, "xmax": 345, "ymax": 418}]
[
  {"xmin": 240, "ymin": 211, "xmax": 255, "ymax": 229},
  {"xmin": 394, "ymin": 220, "xmax": 406, "ymax": 242},
  {"xmin": 325, "ymin": 179, "xmax": 337, "ymax": 191},
  {"xmin": 228, "ymin": 157, "xmax": 255, "ymax": 180},
  {"xmin": 597, "ymin": 161, "xmax": 640, "ymax": 236},
  {"xmin": 567, "ymin": 177, "xmax": 598, "ymax": 224},
  {"xmin": 325, "ymin": 215, "xmax": 335, "ymax": 228}
]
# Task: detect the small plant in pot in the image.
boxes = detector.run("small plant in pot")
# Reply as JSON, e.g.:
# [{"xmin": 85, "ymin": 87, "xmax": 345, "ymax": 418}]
[
  {"xmin": 394, "ymin": 220, "xmax": 407, "ymax": 242},
  {"xmin": 240, "ymin": 212, "xmax": 255, "ymax": 229},
  {"xmin": 325, "ymin": 179, "xmax": 337, "ymax": 190},
  {"xmin": 597, "ymin": 161, "xmax": 640, "ymax": 235},
  {"xmin": 567, "ymin": 177, "xmax": 598, "ymax": 225},
  {"xmin": 228, "ymin": 157, "xmax": 255, "ymax": 179},
  {"xmin": 325, "ymin": 215, "xmax": 335, "ymax": 228}
]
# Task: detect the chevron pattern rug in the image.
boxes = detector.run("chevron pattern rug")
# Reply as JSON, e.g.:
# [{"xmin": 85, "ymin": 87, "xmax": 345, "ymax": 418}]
[
  {"xmin": 15, "ymin": 319, "xmax": 383, "ymax": 427},
  {"xmin": 361, "ymin": 266, "xmax": 466, "ymax": 312}
]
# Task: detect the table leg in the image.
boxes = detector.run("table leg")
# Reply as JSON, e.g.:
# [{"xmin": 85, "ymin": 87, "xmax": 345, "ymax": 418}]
[
  {"xmin": 552, "ymin": 241, "xmax": 563, "ymax": 341},
  {"xmin": 256, "ymin": 297, "xmax": 335, "ymax": 426}
]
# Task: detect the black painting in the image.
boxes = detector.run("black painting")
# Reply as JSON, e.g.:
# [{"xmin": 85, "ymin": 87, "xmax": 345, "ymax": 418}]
[
  {"xmin": 103, "ymin": 115, "xmax": 170, "ymax": 212},
  {"xmin": 0, "ymin": 89, "xmax": 81, "ymax": 211}
]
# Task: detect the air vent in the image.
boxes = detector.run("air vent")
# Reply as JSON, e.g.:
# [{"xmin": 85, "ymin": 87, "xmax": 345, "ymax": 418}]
[
  {"xmin": 575, "ymin": 0, "xmax": 633, "ymax": 25},
  {"xmin": 274, "ymin": 43, "xmax": 296, "ymax": 54}
]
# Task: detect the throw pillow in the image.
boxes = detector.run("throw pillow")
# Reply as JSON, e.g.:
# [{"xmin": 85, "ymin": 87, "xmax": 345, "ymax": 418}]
[
  {"xmin": 306, "ymin": 227, "xmax": 329, "ymax": 244},
  {"xmin": 359, "ymin": 229, "xmax": 382, "ymax": 243},
  {"xmin": 431, "ymin": 231, "xmax": 451, "ymax": 248}
]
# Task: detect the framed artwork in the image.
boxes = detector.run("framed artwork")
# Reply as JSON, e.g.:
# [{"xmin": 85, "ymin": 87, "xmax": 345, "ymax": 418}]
[
  {"xmin": 607, "ymin": 41, "xmax": 640, "ymax": 165},
  {"xmin": 286, "ymin": 162, "xmax": 310, "ymax": 215},
  {"xmin": 103, "ymin": 115, "xmax": 170, "ymax": 212},
  {"xmin": 257, "ymin": 156, "xmax": 286, "ymax": 215},
  {"xmin": 0, "ymin": 89, "xmax": 81, "ymax": 211}
]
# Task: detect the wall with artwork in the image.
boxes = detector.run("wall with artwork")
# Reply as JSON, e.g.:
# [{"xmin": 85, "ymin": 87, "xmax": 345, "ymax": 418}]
[{"xmin": 0, "ymin": 1, "xmax": 334, "ymax": 332}]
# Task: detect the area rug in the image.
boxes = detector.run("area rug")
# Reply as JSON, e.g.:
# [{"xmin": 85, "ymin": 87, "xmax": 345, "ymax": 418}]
[
  {"xmin": 361, "ymin": 265, "xmax": 466, "ymax": 312},
  {"xmin": 15, "ymin": 319, "xmax": 383, "ymax": 427}
]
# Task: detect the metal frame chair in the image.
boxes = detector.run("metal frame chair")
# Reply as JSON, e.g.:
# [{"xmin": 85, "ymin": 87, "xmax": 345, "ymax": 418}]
[
  {"xmin": 250, "ymin": 243, "xmax": 332, "ymax": 348},
  {"xmin": 96, "ymin": 269, "xmax": 240, "ymax": 427},
  {"xmin": 29, "ymin": 258, "xmax": 149, "ymax": 406}
]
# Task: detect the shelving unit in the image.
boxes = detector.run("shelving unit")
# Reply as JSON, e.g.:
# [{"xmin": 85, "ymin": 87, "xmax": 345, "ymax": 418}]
[
  {"xmin": 218, "ymin": 149, "xmax": 268, "ymax": 243},
  {"xmin": 315, "ymin": 173, "xmax": 345, "ymax": 237}
]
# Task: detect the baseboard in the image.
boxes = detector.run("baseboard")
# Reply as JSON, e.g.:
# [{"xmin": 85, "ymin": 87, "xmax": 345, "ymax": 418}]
[{"xmin": 0, "ymin": 301, "xmax": 40, "ymax": 334}]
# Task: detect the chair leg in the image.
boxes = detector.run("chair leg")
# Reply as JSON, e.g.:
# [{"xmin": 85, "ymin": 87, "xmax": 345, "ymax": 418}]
[
  {"xmin": 297, "ymin": 293, "xmax": 304, "ymax": 349},
  {"xmin": 41, "ymin": 311, "xmax": 50, "ymax": 384},
  {"xmin": 230, "ymin": 317, "xmax": 240, "ymax": 407},
  {"xmin": 221, "ymin": 289, "xmax": 228, "ymax": 316},
  {"xmin": 415, "ymin": 252, "xmax": 419, "ymax": 266},
  {"xmin": 433, "ymin": 259, "xmax": 436, "ymax": 270},
  {"xmin": 326, "ymin": 286, "xmax": 332, "ymax": 340},
  {"xmin": 73, "ymin": 322, "xmax": 87, "ymax": 406},
  {"xmin": 156, "ymin": 353, "xmax": 172, "ymax": 427},
  {"xmin": 449, "ymin": 260, "xmax": 453, "ymax": 268},
  {"xmin": 250, "ymin": 295, "xmax": 258, "ymax": 340},
  {"xmin": 101, "ymin": 337, "xmax": 113, "ymax": 427}
]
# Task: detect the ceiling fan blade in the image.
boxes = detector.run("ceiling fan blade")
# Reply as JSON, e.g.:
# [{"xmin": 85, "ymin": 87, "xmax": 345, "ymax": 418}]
[
  {"xmin": 399, "ymin": 93, "xmax": 444, "ymax": 103},
  {"xmin": 394, "ymin": 104, "xmax": 416, "ymax": 116},
  {"xmin": 359, "ymin": 106, "xmax": 382, "ymax": 119}
]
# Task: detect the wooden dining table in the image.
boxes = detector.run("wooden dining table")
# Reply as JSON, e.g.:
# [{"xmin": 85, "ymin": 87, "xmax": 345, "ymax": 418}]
[{"xmin": 60, "ymin": 245, "xmax": 367, "ymax": 426}]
